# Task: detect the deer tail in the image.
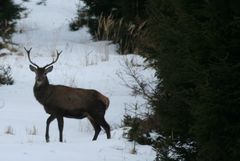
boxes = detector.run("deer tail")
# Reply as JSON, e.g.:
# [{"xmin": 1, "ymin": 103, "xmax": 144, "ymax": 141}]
[{"xmin": 98, "ymin": 94, "xmax": 110, "ymax": 110}]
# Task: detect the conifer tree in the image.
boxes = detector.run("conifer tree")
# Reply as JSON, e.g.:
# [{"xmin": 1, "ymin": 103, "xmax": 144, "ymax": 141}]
[
  {"xmin": 0, "ymin": 0, "xmax": 23, "ymax": 41},
  {"xmin": 142, "ymin": 0, "xmax": 240, "ymax": 160}
]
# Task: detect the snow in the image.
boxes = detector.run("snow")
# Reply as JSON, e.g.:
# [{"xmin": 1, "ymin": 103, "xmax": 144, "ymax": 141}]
[{"xmin": 0, "ymin": 0, "xmax": 155, "ymax": 161}]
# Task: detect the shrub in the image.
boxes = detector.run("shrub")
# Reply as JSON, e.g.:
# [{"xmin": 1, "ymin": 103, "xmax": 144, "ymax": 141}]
[
  {"xmin": 5, "ymin": 125, "xmax": 14, "ymax": 135},
  {"xmin": 123, "ymin": 114, "xmax": 153, "ymax": 145},
  {"xmin": 0, "ymin": 65, "xmax": 14, "ymax": 85},
  {"xmin": 70, "ymin": 0, "xmax": 147, "ymax": 54},
  {"xmin": 95, "ymin": 14, "xmax": 146, "ymax": 54}
]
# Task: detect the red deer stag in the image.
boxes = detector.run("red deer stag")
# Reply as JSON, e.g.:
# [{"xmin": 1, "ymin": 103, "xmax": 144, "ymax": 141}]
[{"xmin": 25, "ymin": 47, "xmax": 110, "ymax": 142}]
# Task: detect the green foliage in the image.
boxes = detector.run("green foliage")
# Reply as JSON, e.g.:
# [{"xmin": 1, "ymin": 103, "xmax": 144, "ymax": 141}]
[
  {"xmin": 71, "ymin": 0, "xmax": 147, "ymax": 54},
  {"xmin": 0, "ymin": 0, "xmax": 22, "ymax": 21},
  {"xmin": 0, "ymin": 0, "xmax": 24, "ymax": 40},
  {"xmin": 140, "ymin": 0, "xmax": 240, "ymax": 161},
  {"xmin": 0, "ymin": 65, "xmax": 14, "ymax": 85},
  {"xmin": 72, "ymin": 0, "xmax": 240, "ymax": 160},
  {"xmin": 123, "ymin": 114, "xmax": 153, "ymax": 145},
  {"xmin": 113, "ymin": 0, "xmax": 148, "ymax": 21},
  {"xmin": 82, "ymin": 0, "xmax": 117, "ymax": 17},
  {"xmin": 82, "ymin": 0, "xmax": 147, "ymax": 21}
]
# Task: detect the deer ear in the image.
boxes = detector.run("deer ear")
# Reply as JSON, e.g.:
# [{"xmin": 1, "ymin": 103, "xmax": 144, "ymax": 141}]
[
  {"xmin": 45, "ymin": 66, "xmax": 53, "ymax": 73},
  {"xmin": 29, "ymin": 65, "xmax": 37, "ymax": 72}
]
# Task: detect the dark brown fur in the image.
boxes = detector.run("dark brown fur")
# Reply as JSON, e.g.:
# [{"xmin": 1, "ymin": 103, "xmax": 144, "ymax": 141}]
[
  {"xmin": 32, "ymin": 67, "xmax": 111, "ymax": 142},
  {"xmin": 25, "ymin": 48, "xmax": 110, "ymax": 142}
]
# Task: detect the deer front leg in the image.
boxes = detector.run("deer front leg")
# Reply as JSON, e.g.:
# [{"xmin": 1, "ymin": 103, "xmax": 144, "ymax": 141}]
[
  {"xmin": 57, "ymin": 116, "xmax": 64, "ymax": 142},
  {"xmin": 45, "ymin": 115, "xmax": 55, "ymax": 142}
]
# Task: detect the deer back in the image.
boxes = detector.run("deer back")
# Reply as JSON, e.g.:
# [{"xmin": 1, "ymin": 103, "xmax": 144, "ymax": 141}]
[{"xmin": 44, "ymin": 85, "xmax": 109, "ymax": 111}]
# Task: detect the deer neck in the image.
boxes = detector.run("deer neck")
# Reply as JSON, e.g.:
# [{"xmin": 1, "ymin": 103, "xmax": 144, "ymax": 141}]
[
  {"xmin": 35, "ymin": 76, "xmax": 49, "ymax": 87},
  {"xmin": 33, "ymin": 78, "xmax": 52, "ymax": 105}
]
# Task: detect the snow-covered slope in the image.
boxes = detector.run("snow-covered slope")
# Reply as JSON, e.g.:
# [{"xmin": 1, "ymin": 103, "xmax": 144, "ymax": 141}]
[{"xmin": 0, "ymin": 0, "xmax": 155, "ymax": 161}]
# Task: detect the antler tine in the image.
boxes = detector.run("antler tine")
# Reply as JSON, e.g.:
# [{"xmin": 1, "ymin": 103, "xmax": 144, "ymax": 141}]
[
  {"xmin": 43, "ymin": 49, "xmax": 62, "ymax": 68},
  {"xmin": 56, "ymin": 50, "xmax": 62, "ymax": 55},
  {"xmin": 24, "ymin": 47, "xmax": 39, "ymax": 68}
]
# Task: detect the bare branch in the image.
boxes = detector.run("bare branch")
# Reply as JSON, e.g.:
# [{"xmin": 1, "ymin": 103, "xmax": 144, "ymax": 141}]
[{"xmin": 117, "ymin": 57, "xmax": 156, "ymax": 101}]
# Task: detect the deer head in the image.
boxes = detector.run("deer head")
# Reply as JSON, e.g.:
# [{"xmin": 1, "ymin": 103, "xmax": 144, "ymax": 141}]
[{"xmin": 24, "ymin": 47, "xmax": 62, "ymax": 86}]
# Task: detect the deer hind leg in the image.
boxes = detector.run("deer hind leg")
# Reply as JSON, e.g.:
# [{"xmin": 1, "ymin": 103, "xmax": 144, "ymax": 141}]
[
  {"xmin": 46, "ymin": 114, "xmax": 56, "ymax": 142},
  {"xmin": 87, "ymin": 116, "xmax": 101, "ymax": 141},
  {"xmin": 99, "ymin": 118, "xmax": 111, "ymax": 139},
  {"xmin": 94, "ymin": 116, "xmax": 111, "ymax": 139},
  {"xmin": 57, "ymin": 116, "xmax": 64, "ymax": 142}
]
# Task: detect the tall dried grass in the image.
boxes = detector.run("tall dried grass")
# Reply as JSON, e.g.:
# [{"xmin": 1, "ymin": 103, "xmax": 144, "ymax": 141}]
[{"xmin": 95, "ymin": 13, "xmax": 146, "ymax": 54}]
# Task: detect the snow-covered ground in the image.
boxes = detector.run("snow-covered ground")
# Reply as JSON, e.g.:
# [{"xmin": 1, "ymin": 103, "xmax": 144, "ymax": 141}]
[{"xmin": 0, "ymin": 0, "xmax": 155, "ymax": 161}]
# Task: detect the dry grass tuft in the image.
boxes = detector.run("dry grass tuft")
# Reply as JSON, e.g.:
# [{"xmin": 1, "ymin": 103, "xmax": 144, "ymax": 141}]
[
  {"xmin": 95, "ymin": 13, "xmax": 146, "ymax": 54},
  {"xmin": 5, "ymin": 126, "xmax": 14, "ymax": 135}
]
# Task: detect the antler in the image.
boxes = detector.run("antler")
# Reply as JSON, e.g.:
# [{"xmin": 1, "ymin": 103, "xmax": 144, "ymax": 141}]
[
  {"xmin": 24, "ymin": 47, "xmax": 39, "ymax": 68},
  {"xmin": 43, "ymin": 50, "xmax": 62, "ymax": 69}
]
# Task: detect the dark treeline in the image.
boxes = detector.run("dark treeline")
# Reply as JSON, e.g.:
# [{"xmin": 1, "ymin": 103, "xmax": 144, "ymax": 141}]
[
  {"xmin": 0, "ymin": 0, "xmax": 23, "ymax": 85},
  {"xmin": 0, "ymin": 0, "xmax": 23, "ymax": 44},
  {"xmin": 70, "ymin": 0, "xmax": 148, "ymax": 54},
  {"xmin": 82, "ymin": 0, "xmax": 147, "ymax": 20},
  {"xmin": 77, "ymin": 0, "xmax": 240, "ymax": 161},
  {"xmin": 144, "ymin": 1, "xmax": 240, "ymax": 161}
]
